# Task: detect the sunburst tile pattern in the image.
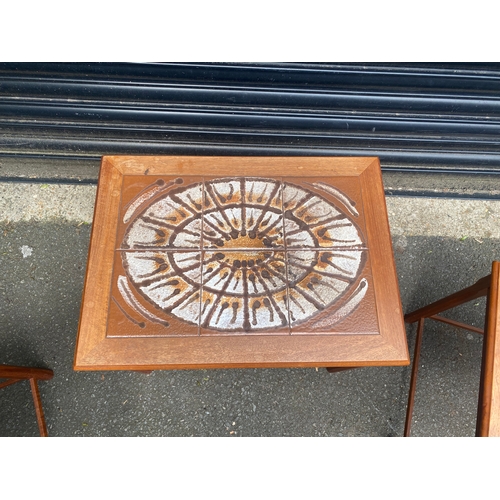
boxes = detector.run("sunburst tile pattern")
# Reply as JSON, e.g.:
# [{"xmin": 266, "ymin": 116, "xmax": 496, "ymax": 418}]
[{"xmin": 108, "ymin": 175, "xmax": 378, "ymax": 337}]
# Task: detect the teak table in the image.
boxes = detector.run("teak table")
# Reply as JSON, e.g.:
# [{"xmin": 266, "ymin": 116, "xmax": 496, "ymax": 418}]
[{"xmin": 74, "ymin": 156, "xmax": 409, "ymax": 371}]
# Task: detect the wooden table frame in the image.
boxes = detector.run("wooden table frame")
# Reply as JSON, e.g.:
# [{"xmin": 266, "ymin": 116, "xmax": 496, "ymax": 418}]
[
  {"xmin": 0, "ymin": 365, "xmax": 54, "ymax": 436},
  {"xmin": 74, "ymin": 156, "xmax": 409, "ymax": 371},
  {"xmin": 404, "ymin": 261, "xmax": 500, "ymax": 436}
]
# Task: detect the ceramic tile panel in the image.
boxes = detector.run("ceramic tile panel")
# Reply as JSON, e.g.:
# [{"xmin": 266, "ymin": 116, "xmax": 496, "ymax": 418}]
[{"xmin": 110, "ymin": 173, "xmax": 375, "ymax": 338}]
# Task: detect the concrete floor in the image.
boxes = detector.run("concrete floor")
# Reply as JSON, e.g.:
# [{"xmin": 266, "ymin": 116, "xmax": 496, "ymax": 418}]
[{"xmin": 1, "ymin": 181, "xmax": 499, "ymax": 436}]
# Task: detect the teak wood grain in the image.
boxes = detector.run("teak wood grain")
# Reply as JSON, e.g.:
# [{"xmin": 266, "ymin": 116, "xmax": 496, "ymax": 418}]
[
  {"xmin": 477, "ymin": 261, "xmax": 500, "ymax": 436},
  {"xmin": 74, "ymin": 156, "xmax": 409, "ymax": 371},
  {"xmin": 0, "ymin": 364, "xmax": 54, "ymax": 437},
  {"xmin": 404, "ymin": 261, "xmax": 500, "ymax": 437}
]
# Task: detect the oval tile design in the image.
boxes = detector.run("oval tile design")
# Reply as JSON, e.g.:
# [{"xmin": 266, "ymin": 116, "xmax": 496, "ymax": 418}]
[{"xmin": 121, "ymin": 177, "xmax": 367, "ymax": 332}]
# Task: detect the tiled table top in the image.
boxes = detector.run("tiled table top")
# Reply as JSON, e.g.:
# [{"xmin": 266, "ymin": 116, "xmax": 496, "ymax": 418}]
[{"xmin": 74, "ymin": 156, "xmax": 409, "ymax": 370}]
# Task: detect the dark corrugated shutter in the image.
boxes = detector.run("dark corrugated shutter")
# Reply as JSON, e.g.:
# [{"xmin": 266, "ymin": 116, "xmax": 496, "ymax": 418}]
[{"xmin": 1, "ymin": 62, "xmax": 500, "ymax": 174}]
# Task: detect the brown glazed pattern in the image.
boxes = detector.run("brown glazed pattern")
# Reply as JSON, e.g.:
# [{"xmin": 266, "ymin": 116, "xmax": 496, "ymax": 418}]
[{"xmin": 110, "ymin": 176, "xmax": 377, "ymax": 336}]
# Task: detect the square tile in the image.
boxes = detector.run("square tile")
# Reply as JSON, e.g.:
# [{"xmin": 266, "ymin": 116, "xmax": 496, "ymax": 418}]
[
  {"xmin": 287, "ymin": 250, "xmax": 379, "ymax": 335},
  {"xmin": 199, "ymin": 250, "xmax": 290, "ymax": 335},
  {"xmin": 282, "ymin": 176, "xmax": 367, "ymax": 249},
  {"xmin": 118, "ymin": 175, "xmax": 205, "ymax": 250},
  {"xmin": 108, "ymin": 250, "xmax": 202, "ymax": 337},
  {"xmin": 201, "ymin": 177, "xmax": 284, "ymax": 250}
]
